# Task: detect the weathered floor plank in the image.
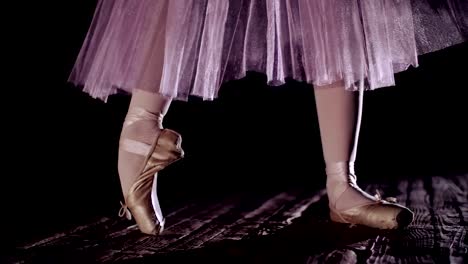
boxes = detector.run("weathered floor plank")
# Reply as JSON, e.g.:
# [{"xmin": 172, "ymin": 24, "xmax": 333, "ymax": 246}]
[{"xmin": 7, "ymin": 174, "xmax": 468, "ymax": 264}]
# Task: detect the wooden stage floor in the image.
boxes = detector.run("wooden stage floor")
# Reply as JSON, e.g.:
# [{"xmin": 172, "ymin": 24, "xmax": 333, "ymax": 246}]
[{"xmin": 7, "ymin": 174, "xmax": 468, "ymax": 263}]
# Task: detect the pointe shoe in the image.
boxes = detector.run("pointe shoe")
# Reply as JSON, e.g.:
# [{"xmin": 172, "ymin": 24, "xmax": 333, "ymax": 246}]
[
  {"xmin": 328, "ymin": 162, "xmax": 414, "ymax": 229},
  {"xmin": 118, "ymin": 109, "xmax": 184, "ymax": 235}
]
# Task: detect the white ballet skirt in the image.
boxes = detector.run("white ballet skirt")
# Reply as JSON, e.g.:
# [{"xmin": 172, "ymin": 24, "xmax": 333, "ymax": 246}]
[{"xmin": 69, "ymin": 0, "xmax": 467, "ymax": 101}]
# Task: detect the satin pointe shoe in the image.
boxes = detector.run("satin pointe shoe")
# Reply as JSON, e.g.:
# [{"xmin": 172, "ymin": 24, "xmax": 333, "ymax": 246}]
[
  {"xmin": 328, "ymin": 162, "xmax": 414, "ymax": 229},
  {"xmin": 118, "ymin": 109, "xmax": 184, "ymax": 235}
]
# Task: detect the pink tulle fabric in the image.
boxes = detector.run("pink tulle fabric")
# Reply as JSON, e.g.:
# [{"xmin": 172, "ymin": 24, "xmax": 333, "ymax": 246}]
[{"xmin": 69, "ymin": 0, "xmax": 466, "ymax": 101}]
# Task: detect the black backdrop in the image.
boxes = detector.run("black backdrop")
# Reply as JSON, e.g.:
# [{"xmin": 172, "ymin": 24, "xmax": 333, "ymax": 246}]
[{"xmin": 4, "ymin": 1, "xmax": 467, "ymax": 248}]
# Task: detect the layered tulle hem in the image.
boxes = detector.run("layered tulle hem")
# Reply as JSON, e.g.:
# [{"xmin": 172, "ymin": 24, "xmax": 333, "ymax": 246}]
[
  {"xmin": 70, "ymin": 63, "xmax": 417, "ymax": 102},
  {"xmin": 69, "ymin": 0, "xmax": 466, "ymax": 102}
]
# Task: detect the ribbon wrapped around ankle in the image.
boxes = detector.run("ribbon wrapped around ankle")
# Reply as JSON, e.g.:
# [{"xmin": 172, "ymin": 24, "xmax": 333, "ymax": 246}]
[
  {"xmin": 118, "ymin": 201, "xmax": 132, "ymax": 220},
  {"xmin": 124, "ymin": 107, "xmax": 162, "ymax": 127}
]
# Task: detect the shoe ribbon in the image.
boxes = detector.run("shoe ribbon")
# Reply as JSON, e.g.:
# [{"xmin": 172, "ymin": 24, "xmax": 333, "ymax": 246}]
[
  {"xmin": 118, "ymin": 201, "xmax": 132, "ymax": 220},
  {"xmin": 374, "ymin": 190, "xmax": 398, "ymax": 203}
]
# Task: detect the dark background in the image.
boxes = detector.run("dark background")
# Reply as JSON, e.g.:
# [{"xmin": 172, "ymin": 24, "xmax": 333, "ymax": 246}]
[{"xmin": 4, "ymin": 1, "xmax": 467, "ymax": 249}]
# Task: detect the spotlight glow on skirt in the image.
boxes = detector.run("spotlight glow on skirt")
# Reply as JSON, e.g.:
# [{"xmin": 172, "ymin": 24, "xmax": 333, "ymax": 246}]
[{"xmin": 69, "ymin": 0, "xmax": 467, "ymax": 101}]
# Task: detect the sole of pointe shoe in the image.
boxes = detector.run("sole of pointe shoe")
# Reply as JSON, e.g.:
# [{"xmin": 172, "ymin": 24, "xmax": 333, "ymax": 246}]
[{"xmin": 330, "ymin": 207, "xmax": 412, "ymax": 230}]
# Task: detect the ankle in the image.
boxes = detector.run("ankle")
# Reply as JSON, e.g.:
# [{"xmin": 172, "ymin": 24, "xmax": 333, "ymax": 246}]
[
  {"xmin": 325, "ymin": 161, "xmax": 377, "ymax": 211},
  {"xmin": 325, "ymin": 161, "xmax": 350, "ymax": 186},
  {"xmin": 118, "ymin": 115, "xmax": 163, "ymax": 199},
  {"xmin": 325, "ymin": 162, "xmax": 347, "ymax": 204},
  {"xmin": 120, "ymin": 120, "xmax": 162, "ymax": 144}
]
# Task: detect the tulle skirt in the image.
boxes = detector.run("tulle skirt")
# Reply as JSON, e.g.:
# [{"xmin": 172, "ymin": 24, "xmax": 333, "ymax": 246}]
[{"xmin": 69, "ymin": 0, "xmax": 467, "ymax": 101}]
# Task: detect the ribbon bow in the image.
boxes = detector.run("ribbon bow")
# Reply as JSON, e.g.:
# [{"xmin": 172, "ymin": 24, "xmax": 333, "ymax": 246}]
[
  {"xmin": 118, "ymin": 201, "xmax": 132, "ymax": 220},
  {"xmin": 374, "ymin": 190, "xmax": 398, "ymax": 203}
]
